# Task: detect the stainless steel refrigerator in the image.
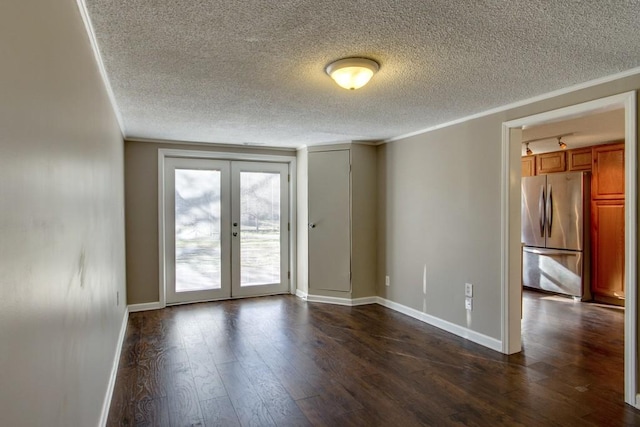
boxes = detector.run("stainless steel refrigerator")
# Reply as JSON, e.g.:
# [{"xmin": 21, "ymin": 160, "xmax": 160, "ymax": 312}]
[{"xmin": 521, "ymin": 171, "xmax": 591, "ymax": 300}]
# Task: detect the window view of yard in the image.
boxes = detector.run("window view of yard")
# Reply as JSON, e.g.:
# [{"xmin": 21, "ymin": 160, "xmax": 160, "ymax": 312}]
[
  {"xmin": 174, "ymin": 168, "xmax": 281, "ymax": 293},
  {"xmin": 175, "ymin": 169, "xmax": 221, "ymax": 292},
  {"xmin": 240, "ymin": 171, "xmax": 280, "ymax": 286}
]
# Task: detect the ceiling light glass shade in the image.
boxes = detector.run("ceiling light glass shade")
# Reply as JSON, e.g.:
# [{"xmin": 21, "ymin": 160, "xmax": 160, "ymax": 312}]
[{"xmin": 326, "ymin": 58, "xmax": 379, "ymax": 90}]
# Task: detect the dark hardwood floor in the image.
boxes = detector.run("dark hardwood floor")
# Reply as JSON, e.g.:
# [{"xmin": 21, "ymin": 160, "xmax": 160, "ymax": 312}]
[{"xmin": 108, "ymin": 290, "xmax": 640, "ymax": 426}]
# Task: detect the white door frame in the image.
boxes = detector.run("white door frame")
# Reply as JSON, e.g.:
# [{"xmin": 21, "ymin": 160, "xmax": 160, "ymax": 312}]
[
  {"xmin": 158, "ymin": 148, "xmax": 297, "ymax": 307},
  {"xmin": 500, "ymin": 91, "xmax": 637, "ymax": 407}
]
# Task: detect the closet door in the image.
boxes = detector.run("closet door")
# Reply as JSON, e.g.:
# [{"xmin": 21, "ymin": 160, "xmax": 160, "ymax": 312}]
[{"xmin": 308, "ymin": 149, "xmax": 351, "ymax": 292}]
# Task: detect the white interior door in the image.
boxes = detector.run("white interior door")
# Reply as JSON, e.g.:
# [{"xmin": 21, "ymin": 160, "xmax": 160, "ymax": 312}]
[{"xmin": 164, "ymin": 158, "xmax": 289, "ymax": 304}]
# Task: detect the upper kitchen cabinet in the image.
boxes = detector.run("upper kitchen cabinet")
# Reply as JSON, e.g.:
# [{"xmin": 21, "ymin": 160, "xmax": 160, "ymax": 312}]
[
  {"xmin": 567, "ymin": 147, "xmax": 592, "ymax": 171},
  {"xmin": 592, "ymin": 142, "xmax": 625, "ymax": 199},
  {"xmin": 307, "ymin": 143, "xmax": 377, "ymax": 300},
  {"xmin": 536, "ymin": 151, "xmax": 566, "ymax": 174},
  {"xmin": 521, "ymin": 156, "xmax": 535, "ymax": 177}
]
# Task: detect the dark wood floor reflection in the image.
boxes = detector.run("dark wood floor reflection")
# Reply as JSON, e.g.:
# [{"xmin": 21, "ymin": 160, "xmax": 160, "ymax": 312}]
[{"xmin": 108, "ymin": 290, "xmax": 639, "ymax": 426}]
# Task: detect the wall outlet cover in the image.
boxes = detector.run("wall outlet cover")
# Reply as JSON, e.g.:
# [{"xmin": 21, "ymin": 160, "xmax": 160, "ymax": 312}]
[
  {"xmin": 465, "ymin": 283, "xmax": 473, "ymax": 297},
  {"xmin": 385, "ymin": 276, "xmax": 390, "ymax": 287},
  {"xmin": 465, "ymin": 297, "xmax": 473, "ymax": 311}
]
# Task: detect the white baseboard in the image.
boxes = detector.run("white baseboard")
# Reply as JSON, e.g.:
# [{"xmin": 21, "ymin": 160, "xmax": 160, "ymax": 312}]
[
  {"xmin": 304, "ymin": 293, "xmax": 377, "ymax": 306},
  {"xmin": 294, "ymin": 290, "xmax": 502, "ymax": 352},
  {"xmin": 128, "ymin": 301, "xmax": 163, "ymax": 312},
  {"xmin": 99, "ymin": 307, "xmax": 129, "ymax": 427},
  {"xmin": 376, "ymin": 297, "xmax": 502, "ymax": 352}
]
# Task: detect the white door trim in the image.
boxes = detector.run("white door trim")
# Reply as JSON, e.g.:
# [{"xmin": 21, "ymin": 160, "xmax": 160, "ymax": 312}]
[
  {"xmin": 158, "ymin": 148, "xmax": 297, "ymax": 308},
  {"xmin": 500, "ymin": 91, "xmax": 638, "ymax": 407}
]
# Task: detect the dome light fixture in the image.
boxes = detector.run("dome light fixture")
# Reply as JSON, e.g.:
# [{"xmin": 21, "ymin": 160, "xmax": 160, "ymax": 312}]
[{"xmin": 326, "ymin": 57, "xmax": 379, "ymax": 90}]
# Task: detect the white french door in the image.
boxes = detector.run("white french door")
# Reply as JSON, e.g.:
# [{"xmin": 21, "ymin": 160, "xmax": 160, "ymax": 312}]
[{"xmin": 164, "ymin": 157, "xmax": 289, "ymax": 304}]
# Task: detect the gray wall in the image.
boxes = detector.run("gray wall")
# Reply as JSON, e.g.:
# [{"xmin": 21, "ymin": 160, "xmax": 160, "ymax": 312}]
[
  {"xmin": 0, "ymin": 1, "xmax": 126, "ymax": 426},
  {"xmin": 377, "ymin": 75, "xmax": 640, "ymax": 340},
  {"xmin": 350, "ymin": 144, "xmax": 378, "ymax": 298},
  {"xmin": 125, "ymin": 140, "xmax": 296, "ymax": 304}
]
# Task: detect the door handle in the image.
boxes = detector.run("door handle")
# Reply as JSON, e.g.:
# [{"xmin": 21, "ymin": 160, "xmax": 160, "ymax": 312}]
[
  {"xmin": 308, "ymin": 223, "xmax": 316, "ymax": 229},
  {"xmin": 546, "ymin": 185, "xmax": 553, "ymax": 237},
  {"xmin": 232, "ymin": 231, "xmax": 238, "ymax": 237},
  {"xmin": 538, "ymin": 185, "xmax": 546, "ymax": 238}
]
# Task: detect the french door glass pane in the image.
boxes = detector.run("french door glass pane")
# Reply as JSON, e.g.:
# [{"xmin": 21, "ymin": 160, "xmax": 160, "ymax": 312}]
[
  {"xmin": 175, "ymin": 169, "xmax": 221, "ymax": 292},
  {"xmin": 240, "ymin": 171, "xmax": 280, "ymax": 286}
]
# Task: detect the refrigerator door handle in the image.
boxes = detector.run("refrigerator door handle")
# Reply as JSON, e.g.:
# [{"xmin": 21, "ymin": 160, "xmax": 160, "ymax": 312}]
[
  {"xmin": 538, "ymin": 185, "xmax": 546, "ymax": 238},
  {"xmin": 546, "ymin": 185, "xmax": 553, "ymax": 237}
]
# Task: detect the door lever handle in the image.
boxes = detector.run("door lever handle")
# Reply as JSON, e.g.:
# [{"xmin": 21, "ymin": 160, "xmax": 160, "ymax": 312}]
[
  {"xmin": 308, "ymin": 223, "xmax": 316, "ymax": 229},
  {"xmin": 232, "ymin": 231, "xmax": 238, "ymax": 237}
]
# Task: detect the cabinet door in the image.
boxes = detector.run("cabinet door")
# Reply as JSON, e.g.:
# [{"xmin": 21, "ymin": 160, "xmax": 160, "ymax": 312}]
[
  {"xmin": 308, "ymin": 150, "xmax": 351, "ymax": 292},
  {"xmin": 592, "ymin": 143, "xmax": 624, "ymax": 199},
  {"xmin": 536, "ymin": 151, "xmax": 566, "ymax": 174},
  {"xmin": 591, "ymin": 200, "xmax": 625, "ymax": 299},
  {"xmin": 521, "ymin": 156, "xmax": 535, "ymax": 177},
  {"xmin": 567, "ymin": 147, "xmax": 592, "ymax": 171}
]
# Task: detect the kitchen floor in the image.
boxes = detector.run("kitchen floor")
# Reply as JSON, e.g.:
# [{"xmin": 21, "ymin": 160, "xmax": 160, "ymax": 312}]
[{"xmin": 108, "ymin": 290, "xmax": 638, "ymax": 426}]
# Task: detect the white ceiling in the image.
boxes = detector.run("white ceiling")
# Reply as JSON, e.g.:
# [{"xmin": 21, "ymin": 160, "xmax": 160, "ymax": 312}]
[
  {"xmin": 521, "ymin": 108, "xmax": 625, "ymax": 155},
  {"xmin": 83, "ymin": 0, "xmax": 640, "ymax": 148}
]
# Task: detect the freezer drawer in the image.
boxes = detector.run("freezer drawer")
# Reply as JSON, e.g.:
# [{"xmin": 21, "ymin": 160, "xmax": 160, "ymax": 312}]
[{"xmin": 522, "ymin": 247, "xmax": 590, "ymax": 300}]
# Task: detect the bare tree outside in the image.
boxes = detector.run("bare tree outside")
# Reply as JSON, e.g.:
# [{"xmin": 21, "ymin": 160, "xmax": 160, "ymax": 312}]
[
  {"xmin": 174, "ymin": 169, "xmax": 222, "ymax": 292},
  {"xmin": 240, "ymin": 172, "xmax": 280, "ymax": 286}
]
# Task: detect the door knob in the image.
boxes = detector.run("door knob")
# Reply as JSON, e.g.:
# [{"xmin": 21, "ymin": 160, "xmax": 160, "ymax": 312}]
[
  {"xmin": 308, "ymin": 223, "xmax": 316, "ymax": 229},
  {"xmin": 233, "ymin": 222, "xmax": 238, "ymax": 227}
]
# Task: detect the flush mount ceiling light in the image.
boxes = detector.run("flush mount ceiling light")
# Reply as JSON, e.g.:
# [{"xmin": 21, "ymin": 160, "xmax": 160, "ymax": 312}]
[{"xmin": 326, "ymin": 57, "xmax": 379, "ymax": 90}]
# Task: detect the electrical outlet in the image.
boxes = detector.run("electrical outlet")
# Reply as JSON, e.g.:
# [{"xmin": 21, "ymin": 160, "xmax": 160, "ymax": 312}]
[
  {"xmin": 465, "ymin": 297, "xmax": 473, "ymax": 311},
  {"xmin": 385, "ymin": 276, "xmax": 390, "ymax": 287},
  {"xmin": 465, "ymin": 283, "xmax": 473, "ymax": 297}
]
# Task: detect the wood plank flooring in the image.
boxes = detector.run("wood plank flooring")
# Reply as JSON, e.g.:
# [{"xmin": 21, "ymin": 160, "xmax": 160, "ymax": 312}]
[{"xmin": 108, "ymin": 291, "xmax": 640, "ymax": 426}]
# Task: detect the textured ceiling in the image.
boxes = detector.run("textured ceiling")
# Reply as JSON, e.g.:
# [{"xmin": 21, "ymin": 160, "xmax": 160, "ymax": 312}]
[{"xmin": 84, "ymin": 0, "xmax": 640, "ymax": 148}]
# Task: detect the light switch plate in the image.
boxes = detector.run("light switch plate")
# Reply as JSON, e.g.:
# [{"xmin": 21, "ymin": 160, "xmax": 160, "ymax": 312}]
[{"xmin": 465, "ymin": 297, "xmax": 473, "ymax": 311}]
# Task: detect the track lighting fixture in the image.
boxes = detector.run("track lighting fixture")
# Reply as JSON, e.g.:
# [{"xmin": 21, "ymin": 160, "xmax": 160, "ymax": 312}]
[
  {"xmin": 522, "ymin": 132, "xmax": 573, "ymax": 155},
  {"xmin": 525, "ymin": 142, "xmax": 533, "ymax": 156}
]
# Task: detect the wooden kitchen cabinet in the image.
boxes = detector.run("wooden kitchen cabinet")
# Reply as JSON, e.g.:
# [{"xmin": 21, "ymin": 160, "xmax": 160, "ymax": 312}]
[
  {"xmin": 592, "ymin": 143, "xmax": 624, "ymax": 199},
  {"xmin": 567, "ymin": 147, "xmax": 592, "ymax": 171},
  {"xmin": 521, "ymin": 156, "xmax": 535, "ymax": 177},
  {"xmin": 591, "ymin": 199, "xmax": 625, "ymax": 302},
  {"xmin": 536, "ymin": 151, "xmax": 566, "ymax": 174}
]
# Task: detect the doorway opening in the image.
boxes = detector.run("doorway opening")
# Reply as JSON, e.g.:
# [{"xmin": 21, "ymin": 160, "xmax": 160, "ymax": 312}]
[
  {"xmin": 158, "ymin": 149, "xmax": 296, "ymax": 306},
  {"xmin": 501, "ymin": 91, "xmax": 637, "ymax": 407}
]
